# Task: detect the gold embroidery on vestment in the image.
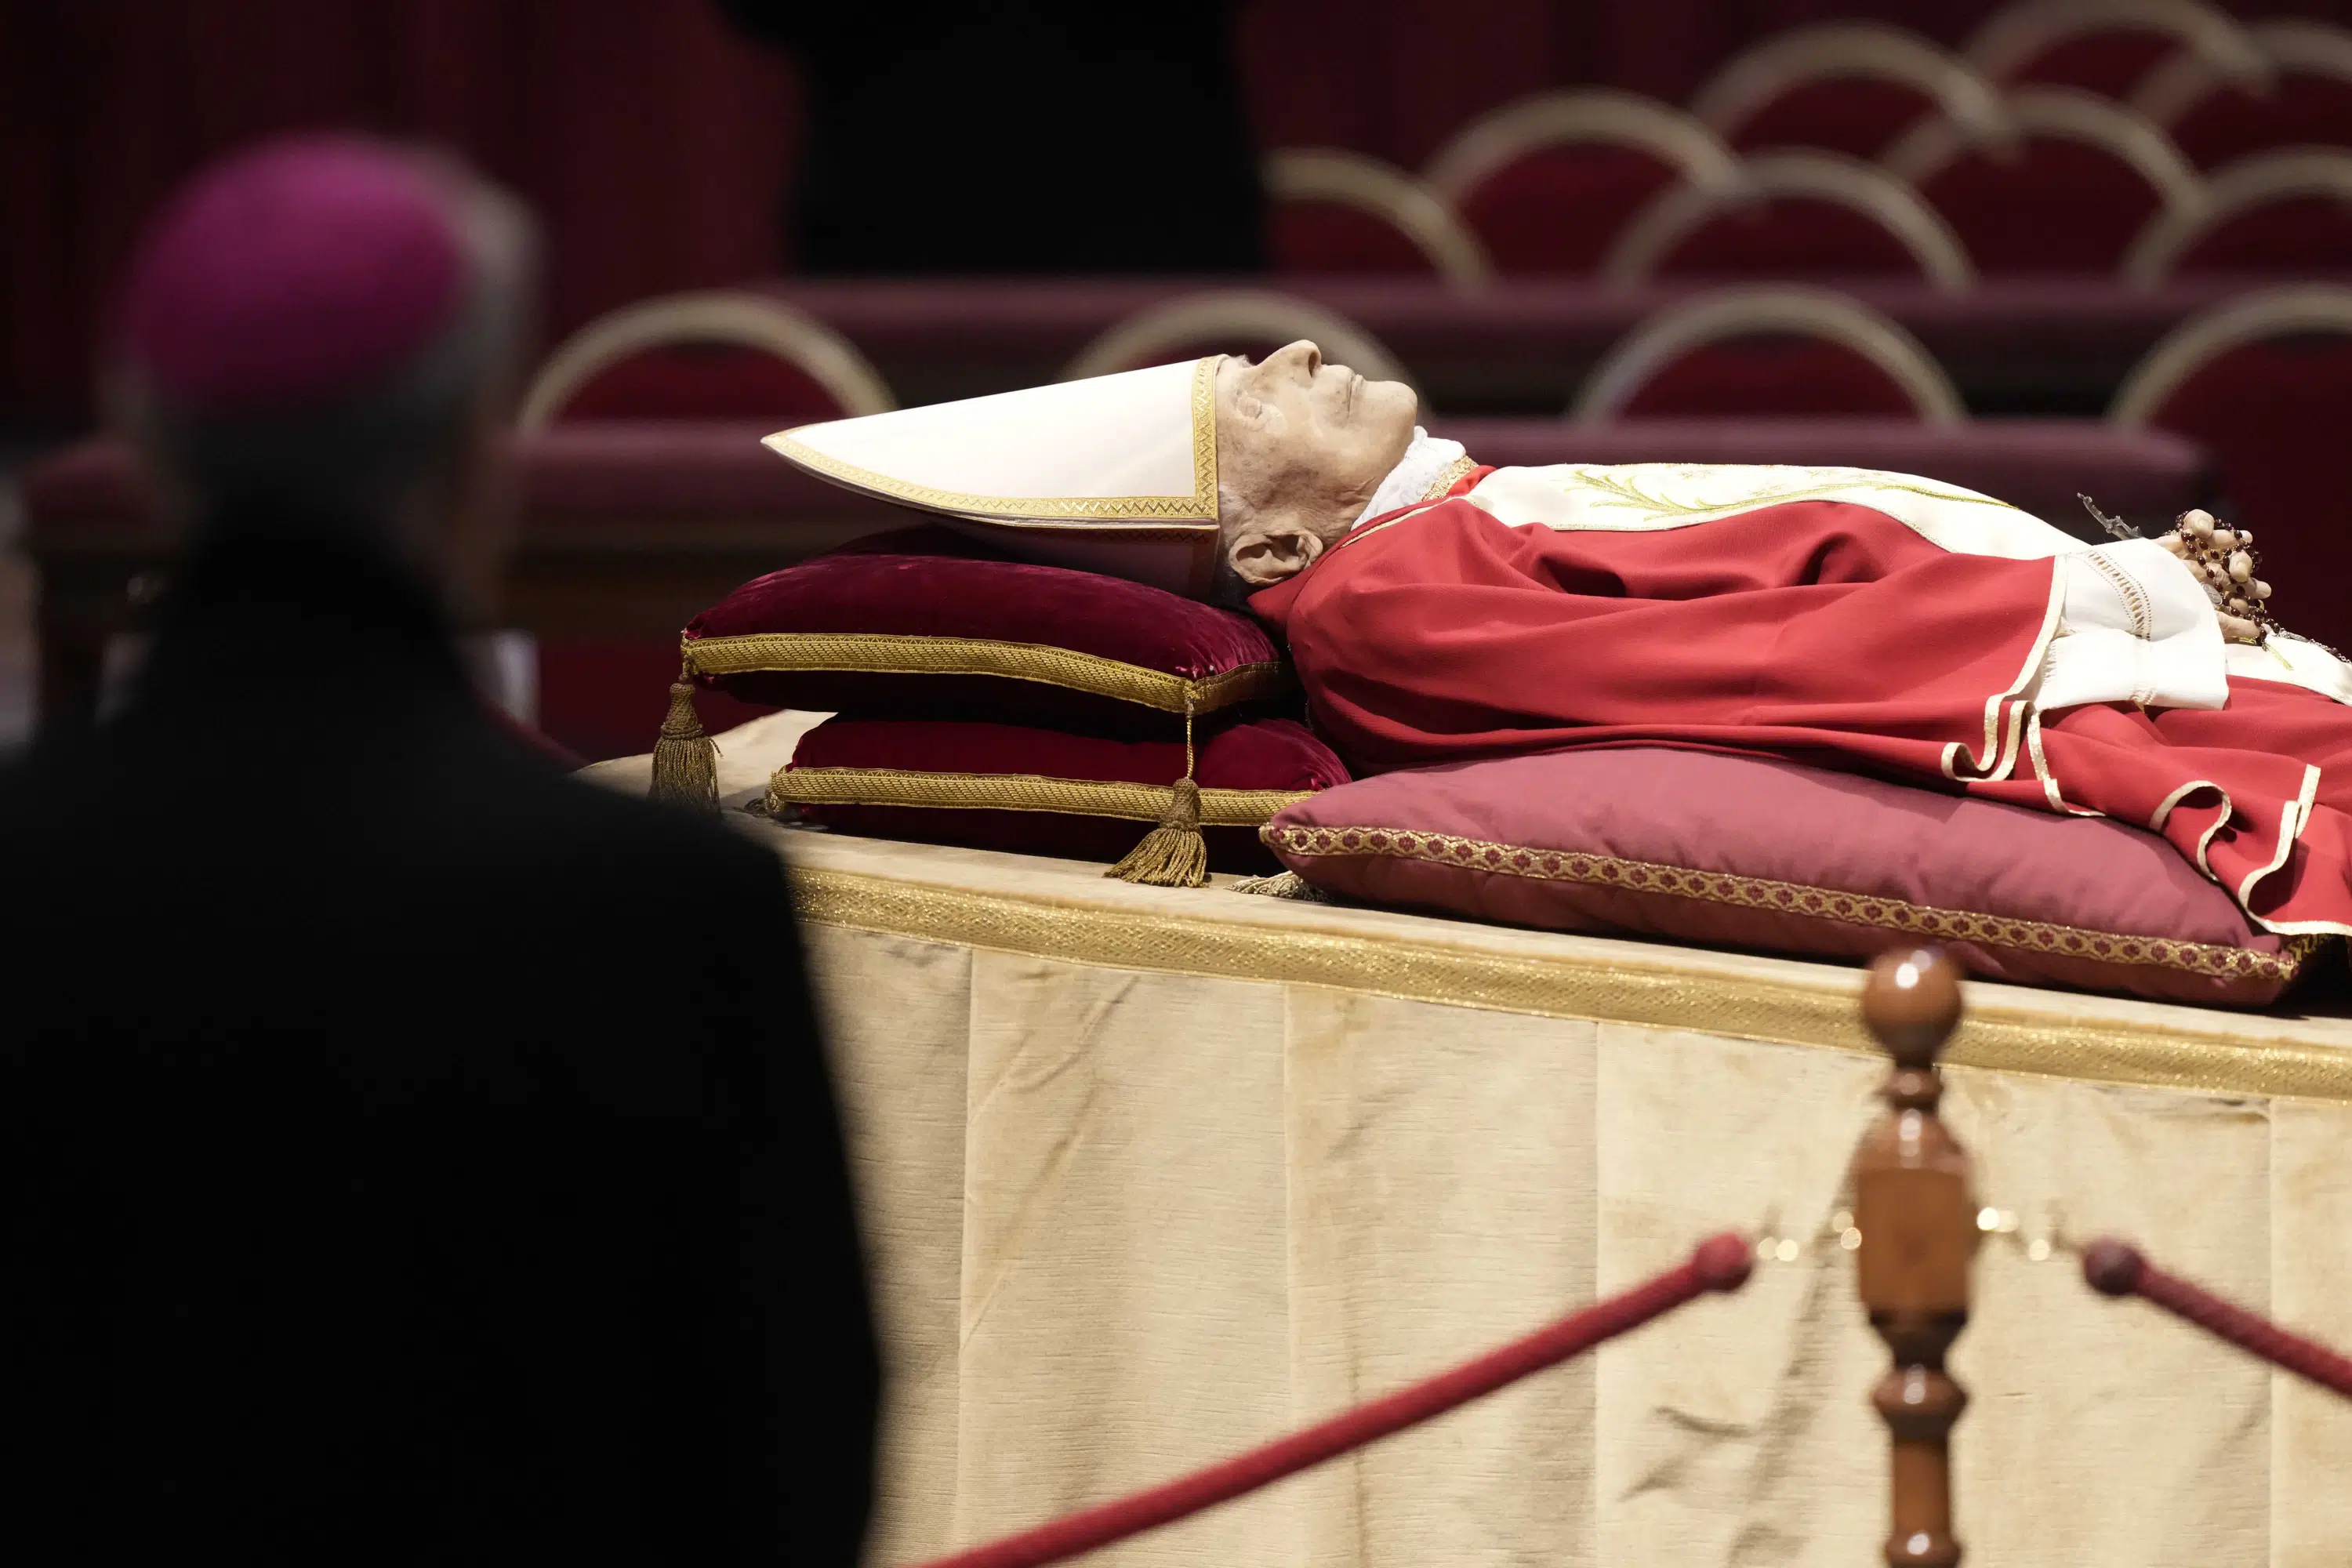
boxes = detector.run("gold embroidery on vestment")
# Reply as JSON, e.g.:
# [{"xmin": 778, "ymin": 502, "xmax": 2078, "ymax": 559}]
[
  {"xmin": 1564, "ymin": 464, "xmax": 2020, "ymax": 522},
  {"xmin": 1421, "ymin": 454, "xmax": 1478, "ymax": 500}
]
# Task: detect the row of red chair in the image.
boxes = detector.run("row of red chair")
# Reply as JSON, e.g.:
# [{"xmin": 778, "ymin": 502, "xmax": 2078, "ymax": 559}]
[
  {"xmin": 1704, "ymin": 5, "xmax": 2352, "ymax": 165},
  {"xmin": 1265, "ymin": 10, "xmax": 2352, "ymax": 281},
  {"xmin": 525, "ymin": 280, "xmax": 2348, "ymax": 430}
]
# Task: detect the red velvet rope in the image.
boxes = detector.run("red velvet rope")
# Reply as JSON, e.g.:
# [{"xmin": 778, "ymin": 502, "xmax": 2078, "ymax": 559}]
[
  {"xmin": 2082, "ymin": 1238, "xmax": 2352, "ymax": 1399},
  {"xmin": 913, "ymin": 1233, "xmax": 1754, "ymax": 1568}
]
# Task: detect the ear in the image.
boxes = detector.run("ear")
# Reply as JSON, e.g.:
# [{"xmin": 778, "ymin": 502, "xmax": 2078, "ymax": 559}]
[{"xmin": 1227, "ymin": 518, "xmax": 1327, "ymax": 587}]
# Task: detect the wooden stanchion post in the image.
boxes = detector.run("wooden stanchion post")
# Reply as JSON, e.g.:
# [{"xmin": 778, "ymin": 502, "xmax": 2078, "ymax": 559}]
[{"xmin": 1853, "ymin": 946, "xmax": 1976, "ymax": 1568}]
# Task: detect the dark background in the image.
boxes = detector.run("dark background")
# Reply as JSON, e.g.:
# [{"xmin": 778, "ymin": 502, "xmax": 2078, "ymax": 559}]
[{"xmin": 9, "ymin": 0, "xmax": 2350, "ymax": 433}]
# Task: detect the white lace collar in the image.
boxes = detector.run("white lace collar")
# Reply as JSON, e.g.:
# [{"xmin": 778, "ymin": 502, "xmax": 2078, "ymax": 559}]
[{"xmin": 1350, "ymin": 427, "xmax": 1468, "ymax": 528}]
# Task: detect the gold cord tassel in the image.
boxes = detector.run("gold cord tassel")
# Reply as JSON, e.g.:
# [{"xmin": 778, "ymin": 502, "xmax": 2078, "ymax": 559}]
[
  {"xmin": 648, "ymin": 668, "xmax": 719, "ymax": 813},
  {"xmin": 1106, "ymin": 706, "xmax": 1207, "ymax": 887},
  {"xmin": 1230, "ymin": 869, "xmax": 1325, "ymax": 900}
]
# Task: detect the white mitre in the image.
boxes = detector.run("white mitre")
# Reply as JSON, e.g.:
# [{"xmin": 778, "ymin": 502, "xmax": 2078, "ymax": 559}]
[{"xmin": 764, "ymin": 358, "xmax": 1225, "ymax": 597}]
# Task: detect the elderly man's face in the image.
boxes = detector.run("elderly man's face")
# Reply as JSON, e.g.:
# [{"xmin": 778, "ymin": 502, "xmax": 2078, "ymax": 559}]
[{"xmin": 1216, "ymin": 340, "xmax": 1417, "ymax": 587}]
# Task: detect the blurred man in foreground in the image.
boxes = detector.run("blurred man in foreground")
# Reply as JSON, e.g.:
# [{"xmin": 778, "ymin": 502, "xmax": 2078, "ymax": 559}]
[{"xmin": 0, "ymin": 137, "xmax": 875, "ymax": 1563}]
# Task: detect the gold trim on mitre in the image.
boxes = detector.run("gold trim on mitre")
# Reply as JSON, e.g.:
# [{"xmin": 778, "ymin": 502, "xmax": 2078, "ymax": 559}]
[{"xmin": 763, "ymin": 356, "xmax": 1223, "ymax": 526}]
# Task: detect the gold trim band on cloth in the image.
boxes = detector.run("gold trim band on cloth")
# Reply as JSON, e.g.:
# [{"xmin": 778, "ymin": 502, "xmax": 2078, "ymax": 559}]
[
  {"xmin": 786, "ymin": 864, "xmax": 2352, "ymax": 1103},
  {"xmin": 772, "ymin": 768, "xmax": 1311, "ymax": 826},
  {"xmin": 1422, "ymin": 453, "xmax": 1479, "ymax": 499},
  {"xmin": 684, "ymin": 631, "xmax": 1288, "ymax": 716},
  {"xmin": 761, "ymin": 356, "xmax": 1223, "ymax": 524},
  {"xmin": 1266, "ymin": 824, "xmax": 2328, "ymax": 985}
]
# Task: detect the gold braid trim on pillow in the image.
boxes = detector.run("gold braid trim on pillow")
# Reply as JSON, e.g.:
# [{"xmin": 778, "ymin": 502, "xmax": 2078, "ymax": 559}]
[
  {"xmin": 684, "ymin": 632, "xmax": 1288, "ymax": 717},
  {"xmin": 1266, "ymin": 824, "xmax": 2333, "ymax": 985},
  {"xmin": 771, "ymin": 766, "xmax": 1310, "ymax": 826}
]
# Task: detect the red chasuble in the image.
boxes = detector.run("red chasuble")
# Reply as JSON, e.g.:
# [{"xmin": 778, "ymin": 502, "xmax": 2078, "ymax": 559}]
[{"xmin": 1253, "ymin": 469, "xmax": 2352, "ymax": 937}]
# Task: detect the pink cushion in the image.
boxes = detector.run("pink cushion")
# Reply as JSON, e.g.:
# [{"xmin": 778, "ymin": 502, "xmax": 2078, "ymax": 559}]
[{"xmin": 1263, "ymin": 746, "xmax": 2325, "ymax": 1007}]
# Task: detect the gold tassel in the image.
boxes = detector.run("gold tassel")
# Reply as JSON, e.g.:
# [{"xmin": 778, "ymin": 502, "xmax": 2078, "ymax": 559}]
[
  {"xmin": 1106, "ymin": 705, "xmax": 1207, "ymax": 887},
  {"xmin": 1230, "ymin": 869, "xmax": 1325, "ymax": 900},
  {"xmin": 648, "ymin": 667, "xmax": 718, "ymax": 813}
]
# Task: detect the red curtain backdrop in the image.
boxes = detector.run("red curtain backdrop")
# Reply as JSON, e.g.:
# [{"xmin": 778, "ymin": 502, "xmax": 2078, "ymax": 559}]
[
  {"xmin": 1, "ymin": 0, "xmax": 800, "ymax": 426},
  {"xmin": 8, "ymin": 0, "xmax": 2352, "ymax": 426}
]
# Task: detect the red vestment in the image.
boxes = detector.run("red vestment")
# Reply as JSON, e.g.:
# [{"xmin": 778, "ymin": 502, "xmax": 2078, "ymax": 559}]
[{"xmin": 1252, "ymin": 479, "xmax": 2352, "ymax": 936}]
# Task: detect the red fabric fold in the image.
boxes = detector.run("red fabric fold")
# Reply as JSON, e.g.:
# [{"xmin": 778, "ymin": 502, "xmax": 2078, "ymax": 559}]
[{"xmin": 1254, "ymin": 494, "xmax": 2352, "ymax": 936}]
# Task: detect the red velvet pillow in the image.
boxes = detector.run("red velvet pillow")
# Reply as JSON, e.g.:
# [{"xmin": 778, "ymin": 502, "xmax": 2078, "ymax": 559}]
[
  {"xmin": 1261, "ymin": 747, "xmax": 2331, "ymax": 1007},
  {"xmin": 684, "ymin": 526, "xmax": 1286, "ymax": 734},
  {"xmin": 775, "ymin": 717, "xmax": 1348, "ymax": 873}
]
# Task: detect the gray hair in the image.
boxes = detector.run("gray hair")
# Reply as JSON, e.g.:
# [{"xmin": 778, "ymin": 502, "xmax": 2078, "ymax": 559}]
[{"xmin": 118, "ymin": 163, "xmax": 539, "ymax": 542}]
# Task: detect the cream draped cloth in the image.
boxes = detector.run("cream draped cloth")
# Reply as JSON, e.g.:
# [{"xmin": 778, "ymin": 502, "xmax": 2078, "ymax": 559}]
[{"xmin": 583, "ymin": 717, "xmax": 2352, "ymax": 1568}]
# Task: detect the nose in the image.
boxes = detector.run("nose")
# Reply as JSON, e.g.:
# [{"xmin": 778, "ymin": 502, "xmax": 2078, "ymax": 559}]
[{"xmin": 1271, "ymin": 339, "xmax": 1322, "ymax": 379}]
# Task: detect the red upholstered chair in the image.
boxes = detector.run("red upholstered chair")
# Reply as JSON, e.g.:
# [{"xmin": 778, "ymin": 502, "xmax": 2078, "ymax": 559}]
[
  {"xmin": 519, "ymin": 293, "xmax": 895, "ymax": 762},
  {"xmin": 1261, "ymin": 149, "xmax": 1490, "ymax": 286},
  {"xmin": 1690, "ymin": 24, "xmax": 2012, "ymax": 161},
  {"xmin": 1572, "ymin": 285, "xmax": 1966, "ymax": 423},
  {"xmin": 1422, "ymin": 91, "xmax": 1745, "ymax": 276},
  {"xmin": 2125, "ymin": 151, "xmax": 2352, "ymax": 282},
  {"xmin": 2136, "ymin": 20, "xmax": 2352, "ymax": 169},
  {"xmin": 1060, "ymin": 289, "xmax": 1416, "ymax": 391},
  {"xmin": 1602, "ymin": 152, "xmax": 1974, "ymax": 292},
  {"xmin": 2111, "ymin": 285, "xmax": 2352, "ymax": 653},
  {"xmin": 517, "ymin": 290, "xmax": 895, "ymax": 428},
  {"xmin": 1881, "ymin": 88, "xmax": 2206, "ymax": 274},
  {"xmin": 1964, "ymin": 0, "xmax": 2269, "ymax": 103}
]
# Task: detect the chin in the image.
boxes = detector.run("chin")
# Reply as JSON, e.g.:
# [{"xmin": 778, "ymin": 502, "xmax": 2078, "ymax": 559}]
[{"xmin": 1363, "ymin": 378, "xmax": 1417, "ymax": 437}]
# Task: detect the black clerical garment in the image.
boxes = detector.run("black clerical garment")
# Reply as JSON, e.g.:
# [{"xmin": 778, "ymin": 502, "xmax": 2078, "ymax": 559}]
[{"xmin": 0, "ymin": 524, "xmax": 875, "ymax": 1564}]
